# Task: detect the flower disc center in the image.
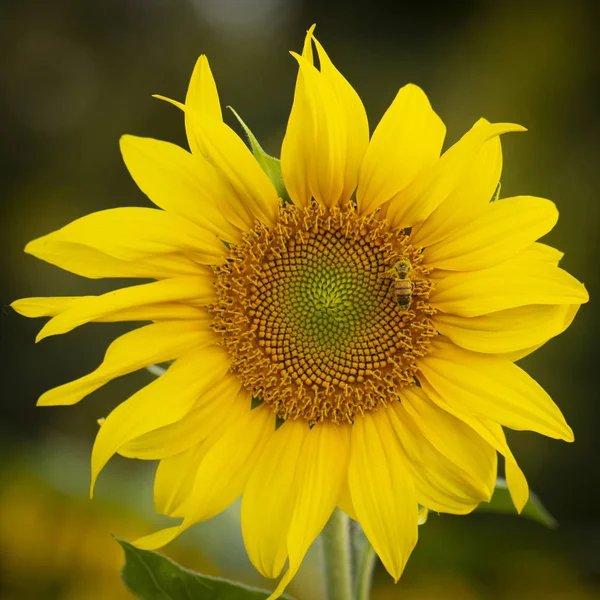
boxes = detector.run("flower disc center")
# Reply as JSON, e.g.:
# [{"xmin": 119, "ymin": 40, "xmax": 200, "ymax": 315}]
[{"xmin": 211, "ymin": 202, "xmax": 436, "ymax": 423}]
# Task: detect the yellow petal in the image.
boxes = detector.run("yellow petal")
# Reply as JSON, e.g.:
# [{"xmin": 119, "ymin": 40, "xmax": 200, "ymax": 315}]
[
  {"xmin": 26, "ymin": 240, "xmax": 202, "ymax": 280},
  {"xmin": 278, "ymin": 28, "xmax": 315, "ymax": 209},
  {"xmin": 185, "ymin": 55, "xmax": 222, "ymax": 156},
  {"xmin": 409, "ymin": 121, "xmax": 512, "ymax": 246},
  {"xmin": 337, "ymin": 478, "xmax": 357, "ymax": 521},
  {"xmin": 269, "ymin": 422, "xmax": 351, "ymax": 600},
  {"xmin": 433, "ymin": 304, "xmax": 577, "ymax": 354},
  {"xmin": 36, "ymin": 275, "xmax": 214, "ymax": 341},
  {"xmin": 388, "ymin": 120, "xmax": 525, "ymax": 231},
  {"xmin": 12, "ymin": 297, "xmax": 81, "ymax": 318},
  {"xmin": 349, "ymin": 412, "xmax": 418, "ymax": 581},
  {"xmin": 11, "ymin": 296, "xmax": 206, "ymax": 322},
  {"xmin": 524, "ymin": 242, "xmax": 564, "ymax": 265},
  {"xmin": 154, "ymin": 443, "xmax": 208, "ymax": 518},
  {"xmin": 387, "ymin": 402, "xmax": 491, "ymax": 514},
  {"xmin": 418, "ymin": 341, "xmax": 574, "ymax": 441},
  {"xmin": 311, "ymin": 34, "xmax": 369, "ymax": 205},
  {"xmin": 284, "ymin": 52, "xmax": 347, "ymax": 209},
  {"xmin": 424, "ymin": 196, "xmax": 558, "ymax": 271},
  {"xmin": 357, "ymin": 84, "xmax": 445, "ymax": 215},
  {"xmin": 441, "ymin": 242, "xmax": 563, "ymax": 273},
  {"xmin": 155, "ymin": 98, "xmax": 279, "ymax": 227},
  {"xmin": 120, "ymin": 135, "xmax": 242, "ymax": 242},
  {"xmin": 90, "ymin": 346, "xmax": 231, "ymax": 493},
  {"xmin": 421, "ymin": 383, "xmax": 529, "ymax": 512},
  {"xmin": 119, "ymin": 377, "xmax": 246, "ymax": 460},
  {"xmin": 400, "ymin": 386, "xmax": 497, "ymax": 500},
  {"xmin": 281, "ymin": 29, "xmax": 366, "ymax": 210},
  {"xmin": 504, "ymin": 447, "xmax": 530, "ymax": 513},
  {"xmin": 38, "ymin": 320, "xmax": 214, "ymax": 406},
  {"xmin": 495, "ymin": 304, "xmax": 580, "ymax": 362},
  {"xmin": 99, "ymin": 303, "xmax": 207, "ymax": 322},
  {"xmin": 134, "ymin": 404, "xmax": 274, "ymax": 550},
  {"xmin": 242, "ymin": 420, "xmax": 309, "ymax": 579},
  {"xmin": 26, "ymin": 207, "xmax": 226, "ymax": 265},
  {"xmin": 430, "ymin": 261, "xmax": 589, "ymax": 317}
]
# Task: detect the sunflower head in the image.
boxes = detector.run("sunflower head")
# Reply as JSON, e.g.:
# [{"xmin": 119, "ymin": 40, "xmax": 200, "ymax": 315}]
[
  {"xmin": 211, "ymin": 200, "xmax": 436, "ymax": 423},
  {"xmin": 12, "ymin": 26, "xmax": 588, "ymax": 600}
]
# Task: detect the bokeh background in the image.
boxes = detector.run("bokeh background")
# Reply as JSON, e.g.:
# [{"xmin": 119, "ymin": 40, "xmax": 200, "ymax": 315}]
[{"xmin": 1, "ymin": 0, "xmax": 599, "ymax": 598}]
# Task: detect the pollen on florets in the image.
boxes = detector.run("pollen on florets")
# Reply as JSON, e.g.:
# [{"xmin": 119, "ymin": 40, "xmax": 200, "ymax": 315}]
[{"xmin": 210, "ymin": 202, "xmax": 437, "ymax": 423}]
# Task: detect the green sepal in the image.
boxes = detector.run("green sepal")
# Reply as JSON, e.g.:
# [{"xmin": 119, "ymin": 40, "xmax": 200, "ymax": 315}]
[
  {"xmin": 251, "ymin": 396, "xmax": 264, "ymax": 410},
  {"xmin": 228, "ymin": 107, "xmax": 291, "ymax": 204},
  {"xmin": 116, "ymin": 538, "xmax": 294, "ymax": 600},
  {"xmin": 491, "ymin": 181, "xmax": 502, "ymax": 201},
  {"xmin": 475, "ymin": 477, "xmax": 557, "ymax": 528}
]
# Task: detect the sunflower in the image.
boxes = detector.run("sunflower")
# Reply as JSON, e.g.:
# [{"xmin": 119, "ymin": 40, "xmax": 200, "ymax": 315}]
[{"xmin": 13, "ymin": 27, "xmax": 588, "ymax": 598}]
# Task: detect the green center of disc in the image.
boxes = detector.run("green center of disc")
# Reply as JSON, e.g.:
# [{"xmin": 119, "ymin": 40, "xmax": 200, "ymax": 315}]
[{"xmin": 282, "ymin": 245, "xmax": 384, "ymax": 351}]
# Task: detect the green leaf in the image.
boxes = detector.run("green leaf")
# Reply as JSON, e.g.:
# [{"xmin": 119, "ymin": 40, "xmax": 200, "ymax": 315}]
[
  {"xmin": 228, "ymin": 107, "xmax": 291, "ymax": 203},
  {"xmin": 475, "ymin": 477, "xmax": 557, "ymax": 528},
  {"xmin": 116, "ymin": 538, "xmax": 294, "ymax": 600}
]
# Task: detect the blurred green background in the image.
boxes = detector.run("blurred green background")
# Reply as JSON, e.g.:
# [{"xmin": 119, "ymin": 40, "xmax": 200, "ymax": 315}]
[{"xmin": 1, "ymin": 0, "xmax": 598, "ymax": 598}]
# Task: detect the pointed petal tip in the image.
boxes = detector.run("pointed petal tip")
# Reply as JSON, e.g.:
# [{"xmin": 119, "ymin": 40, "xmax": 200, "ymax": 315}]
[
  {"xmin": 267, "ymin": 569, "xmax": 294, "ymax": 600},
  {"xmin": 391, "ymin": 83, "xmax": 433, "ymax": 108},
  {"xmin": 387, "ymin": 558, "xmax": 408, "ymax": 584},
  {"xmin": 289, "ymin": 51, "xmax": 313, "ymax": 71},
  {"xmin": 34, "ymin": 329, "xmax": 47, "ymax": 344},
  {"xmin": 34, "ymin": 319, "xmax": 58, "ymax": 342},
  {"xmin": 36, "ymin": 386, "xmax": 81, "ymax": 407},
  {"xmin": 152, "ymin": 94, "xmax": 184, "ymax": 111},
  {"xmin": 10, "ymin": 298, "xmax": 28, "ymax": 315},
  {"xmin": 402, "ymin": 82, "xmax": 426, "ymax": 94},
  {"xmin": 513, "ymin": 495, "xmax": 527, "ymax": 514},
  {"xmin": 36, "ymin": 393, "xmax": 51, "ymax": 407},
  {"xmin": 190, "ymin": 53, "xmax": 211, "ymax": 73},
  {"xmin": 132, "ymin": 525, "xmax": 183, "ymax": 551},
  {"xmin": 501, "ymin": 122, "xmax": 527, "ymax": 133},
  {"xmin": 89, "ymin": 464, "xmax": 101, "ymax": 499},
  {"xmin": 118, "ymin": 133, "xmax": 135, "ymax": 148},
  {"xmin": 475, "ymin": 119, "xmax": 527, "ymax": 135},
  {"xmin": 23, "ymin": 238, "xmax": 40, "ymax": 256}
]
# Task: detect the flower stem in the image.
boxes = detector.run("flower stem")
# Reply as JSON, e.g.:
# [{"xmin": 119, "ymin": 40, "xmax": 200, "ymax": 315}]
[
  {"xmin": 353, "ymin": 539, "xmax": 377, "ymax": 600},
  {"xmin": 321, "ymin": 508, "xmax": 353, "ymax": 600}
]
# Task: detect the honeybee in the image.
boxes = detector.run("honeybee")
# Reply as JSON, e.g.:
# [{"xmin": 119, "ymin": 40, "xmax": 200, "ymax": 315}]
[{"xmin": 382, "ymin": 258, "xmax": 413, "ymax": 311}]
